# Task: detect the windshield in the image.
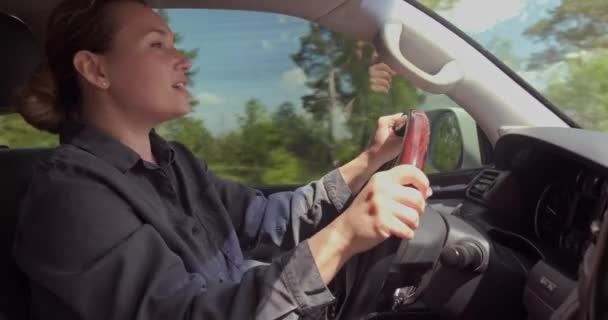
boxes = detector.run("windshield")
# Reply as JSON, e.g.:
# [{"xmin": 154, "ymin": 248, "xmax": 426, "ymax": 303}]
[{"xmin": 420, "ymin": 0, "xmax": 608, "ymax": 132}]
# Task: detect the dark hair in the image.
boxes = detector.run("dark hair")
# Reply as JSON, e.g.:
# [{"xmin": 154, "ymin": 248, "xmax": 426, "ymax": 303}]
[{"xmin": 16, "ymin": 0, "xmax": 146, "ymax": 133}]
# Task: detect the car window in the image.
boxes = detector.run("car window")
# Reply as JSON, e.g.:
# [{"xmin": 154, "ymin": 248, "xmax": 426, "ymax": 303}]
[
  {"xmin": 0, "ymin": 8, "xmax": 484, "ymax": 184},
  {"xmin": 418, "ymin": 0, "xmax": 608, "ymax": 132},
  {"xmin": 0, "ymin": 113, "xmax": 58, "ymax": 148},
  {"xmin": 156, "ymin": 9, "xmax": 484, "ymax": 183}
]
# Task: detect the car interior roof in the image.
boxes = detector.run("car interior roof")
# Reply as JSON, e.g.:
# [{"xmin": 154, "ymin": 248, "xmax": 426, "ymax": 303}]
[{"xmin": 0, "ymin": 0, "xmax": 351, "ymax": 47}]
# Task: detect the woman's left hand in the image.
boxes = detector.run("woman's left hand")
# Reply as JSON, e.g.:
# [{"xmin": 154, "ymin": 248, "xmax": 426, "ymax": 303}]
[{"xmin": 365, "ymin": 113, "xmax": 408, "ymax": 170}]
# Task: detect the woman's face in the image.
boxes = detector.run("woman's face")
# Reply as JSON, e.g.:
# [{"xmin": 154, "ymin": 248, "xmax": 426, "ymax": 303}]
[{"xmin": 100, "ymin": 2, "xmax": 192, "ymax": 125}]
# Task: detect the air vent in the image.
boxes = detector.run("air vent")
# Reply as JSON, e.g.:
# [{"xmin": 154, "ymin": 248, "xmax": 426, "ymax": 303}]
[{"xmin": 467, "ymin": 169, "xmax": 501, "ymax": 203}]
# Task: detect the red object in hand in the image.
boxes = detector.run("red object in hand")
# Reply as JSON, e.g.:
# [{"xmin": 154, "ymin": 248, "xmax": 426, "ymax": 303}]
[{"xmin": 398, "ymin": 110, "xmax": 430, "ymax": 170}]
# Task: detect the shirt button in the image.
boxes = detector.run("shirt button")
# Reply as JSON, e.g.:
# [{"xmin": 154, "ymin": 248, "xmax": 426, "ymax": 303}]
[{"xmin": 218, "ymin": 272, "xmax": 225, "ymax": 283}]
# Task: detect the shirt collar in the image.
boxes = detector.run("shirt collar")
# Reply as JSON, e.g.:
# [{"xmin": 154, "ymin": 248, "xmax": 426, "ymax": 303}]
[{"xmin": 59, "ymin": 121, "xmax": 175, "ymax": 173}]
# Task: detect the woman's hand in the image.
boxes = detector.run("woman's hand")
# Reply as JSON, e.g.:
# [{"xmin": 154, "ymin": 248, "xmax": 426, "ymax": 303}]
[
  {"xmin": 369, "ymin": 62, "xmax": 396, "ymax": 93},
  {"xmin": 333, "ymin": 165, "xmax": 431, "ymax": 255},
  {"xmin": 365, "ymin": 113, "xmax": 408, "ymax": 170},
  {"xmin": 308, "ymin": 164, "xmax": 431, "ymax": 283},
  {"xmin": 338, "ymin": 113, "xmax": 408, "ymax": 194}
]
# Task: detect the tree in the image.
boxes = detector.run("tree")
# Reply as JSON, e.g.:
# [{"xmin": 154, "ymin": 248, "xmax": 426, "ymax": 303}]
[
  {"xmin": 523, "ymin": 1, "xmax": 608, "ymax": 132},
  {"xmin": 487, "ymin": 37, "xmax": 523, "ymax": 71},
  {"xmin": 525, "ymin": 0, "xmax": 608, "ymax": 68},
  {"xmin": 291, "ymin": 25, "xmax": 424, "ymax": 166},
  {"xmin": 155, "ymin": 9, "xmax": 220, "ymax": 163},
  {"xmin": 156, "ymin": 116, "xmax": 216, "ymax": 161},
  {"xmin": 544, "ymin": 50, "xmax": 608, "ymax": 131}
]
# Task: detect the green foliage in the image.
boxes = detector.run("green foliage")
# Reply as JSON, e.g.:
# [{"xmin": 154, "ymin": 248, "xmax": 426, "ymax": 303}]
[
  {"xmin": 0, "ymin": 114, "xmax": 58, "ymax": 147},
  {"xmin": 525, "ymin": 0, "xmax": 608, "ymax": 68},
  {"xmin": 487, "ymin": 37, "xmax": 523, "ymax": 70},
  {"xmin": 205, "ymin": 99, "xmax": 330, "ymax": 185},
  {"xmin": 261, "ymin": 150, "xmax": 305, "ymax": 185},
  {"xmin": 291, "ymin": 24, "xmax": 424, "ymax": 165},
  {"xmin": 156, "ymin": 116, "xmax": 216, "ymax": 160},
  {"xmin": 523, "ymin": 0, "xmax": 608, "ymax": 132},
  {"xmin": 430, "ymin": 113, "xmax": 463, "ymax": 171},
  {"xmin": 544, "ymin": 50, "xmax": 608, "ymax": 131},
  {"xmin": 418, "ymin": 0, "xmax": 459, "ymax": 11}
]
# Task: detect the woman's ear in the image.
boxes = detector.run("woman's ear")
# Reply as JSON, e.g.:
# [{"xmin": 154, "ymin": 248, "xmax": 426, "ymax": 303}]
[{"xmin": 73, "ymin": 50, "xmax": 110, "ymax": 90}]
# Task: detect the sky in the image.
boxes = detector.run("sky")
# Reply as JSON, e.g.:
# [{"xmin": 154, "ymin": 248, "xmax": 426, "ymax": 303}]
[{"xmin": 165, "ymin": 0, "xmax": 562, "ymax": 134}]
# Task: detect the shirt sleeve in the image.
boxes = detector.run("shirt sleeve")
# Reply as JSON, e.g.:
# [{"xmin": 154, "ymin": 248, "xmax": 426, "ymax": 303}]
[
  {"xmin": 207, "ymin": 167, "xmax": 354, "ymax": 254},
  {"xmin": 12, "ymin": 164, "xmax": 335, "ymax": 320}
]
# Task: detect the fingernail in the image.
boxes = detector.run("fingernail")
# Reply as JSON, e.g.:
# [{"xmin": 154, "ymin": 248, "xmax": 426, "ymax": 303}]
[{"xmin": 426, "ymin": 188, "xmax": 433, "ymax": 198}]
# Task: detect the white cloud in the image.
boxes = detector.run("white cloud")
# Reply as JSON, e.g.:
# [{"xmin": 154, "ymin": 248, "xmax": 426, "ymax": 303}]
[
  {"xmin": 261, "ymin": 39, "xmax": 273, "ymax": 50},
  {"xmin": 196, "ymin": 92, "xmax": 225, "ymax": 105},
  {"xmin": 280, "ymin": 67, "xmax": 307, "ymax": 91},
  {"xmin": 439, "ymin": 0, "xmax": 525, "ymax": 33}
]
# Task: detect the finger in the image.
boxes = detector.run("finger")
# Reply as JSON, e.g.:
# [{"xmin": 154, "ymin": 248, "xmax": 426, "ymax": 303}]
[
  {"xmin": 380, "ymin": 195, "xmax": 420, "ymax": 229},
  {"xmin": 387, "ymin": 112, "xmax": 404, "ymax": 119},
  {"xmin": 372, "ymin": 63, "xmax": 397, "ymax": 75},
  {"xmin": 369, "ymin": 70, "xmax": 393, "ymax": 82},
  {"xmin": 376, "ymin": 181, "xmax": 426, "ymax": 214},
  {"xmin": 387, "ymin": 113, "xmax": 407, "ymax": 133},
  {"xmin": 370, "ymin": 84, "xmax": 390, "ymax": 93},
  {"xmin": 383, "ymin": 207, "xmax": 415, "ymax": 240},
  {"xmin": 388, "ymin": 165, "xmax": 431, "ymax": 197},
  {"xmin": 370, "ymin": 78, "xmax": 390, "ymax": 89},
  {"xmin": 377, "ymin": 113, "xmax": 402, "ymax": 129}
]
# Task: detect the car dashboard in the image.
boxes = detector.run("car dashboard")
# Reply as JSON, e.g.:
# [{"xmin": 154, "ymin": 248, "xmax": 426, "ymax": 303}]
[
  {"xmin": 341, "ymin": 127, "xmax": 608, "ymax": 320},
  {"xmin": 452, "ymin": 127, "xmax": 608, "ymax": 319},
  {"xmin": 466, "ymin": 128, "xmax": 608, "ymax": 277}
]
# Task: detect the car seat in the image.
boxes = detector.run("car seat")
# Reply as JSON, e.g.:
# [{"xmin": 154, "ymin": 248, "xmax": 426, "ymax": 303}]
[{"xmin": 0, "ymin": 11, "xmax": 46, "ymax": 320}]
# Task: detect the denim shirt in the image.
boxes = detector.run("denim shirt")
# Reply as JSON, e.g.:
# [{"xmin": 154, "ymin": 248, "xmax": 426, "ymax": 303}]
[{"xmin": 13, "ymin": 122, "xmax": 352, "ymax": 320}]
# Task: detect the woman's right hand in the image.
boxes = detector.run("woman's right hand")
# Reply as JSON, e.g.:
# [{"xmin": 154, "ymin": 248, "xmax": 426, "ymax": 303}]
[
  {"xmin": 333, "ymin": 164, "xmax": 432, "ymax": 257},
  {"xmin": 308, "ymin": 164, "xmax": 431, "ymax": 284}
]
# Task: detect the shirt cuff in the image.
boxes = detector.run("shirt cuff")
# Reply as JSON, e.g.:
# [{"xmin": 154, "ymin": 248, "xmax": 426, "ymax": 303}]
[
  {"xmin": 323, "ymin": 169, "xmax": 353, "ymax": 213},
  {"xmin": 280, "ymin": 240, "xmax": 335, "ymax": 318}
]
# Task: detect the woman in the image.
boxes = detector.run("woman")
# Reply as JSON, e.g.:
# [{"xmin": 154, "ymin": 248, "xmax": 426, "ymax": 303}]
[{"xmin": 12, "ymin": 0, "xmax": 431, "ymax": 319}]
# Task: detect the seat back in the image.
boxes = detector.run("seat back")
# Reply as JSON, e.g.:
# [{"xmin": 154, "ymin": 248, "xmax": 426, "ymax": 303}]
[
  {"xmin": 0, "ymin": 7, "xmax": 48, "ymax": 319},
  {"xmin": 0, "ymin": 6, "xmax": 49, "ymax": 319},
  {"xmin": 0, "ymin": 148, "xmax": 53, "ymax": 320},
  {"xmin": 0, "ymin": 12, "xmax": 40, "ymax": 110}
]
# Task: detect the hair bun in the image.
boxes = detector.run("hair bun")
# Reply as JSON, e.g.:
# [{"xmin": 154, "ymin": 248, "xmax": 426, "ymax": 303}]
[{"xmin": 15, "ymin": 63, "xmax": 64, "ymax": 134}]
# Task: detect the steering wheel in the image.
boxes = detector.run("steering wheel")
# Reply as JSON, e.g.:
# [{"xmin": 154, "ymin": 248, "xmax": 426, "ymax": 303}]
[{"xmin": 333, "ymin": 111, "xmax": 446, "ymax": 319}]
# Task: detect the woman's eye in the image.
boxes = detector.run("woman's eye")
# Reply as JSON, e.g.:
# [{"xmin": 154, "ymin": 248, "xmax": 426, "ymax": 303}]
[{"xmin": 151, "ymin": 42, "xmax": 164, "ymax": 49}]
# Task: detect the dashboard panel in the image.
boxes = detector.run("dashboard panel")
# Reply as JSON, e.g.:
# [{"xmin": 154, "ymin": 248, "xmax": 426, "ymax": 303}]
[
  {"xmin": 531, "ymin": 168, "xmax": 605, "ymax": 275},
  {"xmin": 465, "ymin": 127, "xmax": 608, "ymax": 279}
]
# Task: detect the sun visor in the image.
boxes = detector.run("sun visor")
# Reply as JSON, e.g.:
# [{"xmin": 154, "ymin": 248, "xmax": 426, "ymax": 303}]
[{"xmin": 0, "ymin": 12, "xmax": 41, "ymax": 112}]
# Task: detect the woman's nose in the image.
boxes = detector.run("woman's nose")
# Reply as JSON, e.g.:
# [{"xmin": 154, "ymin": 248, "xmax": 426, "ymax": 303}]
[
  {"xmin": 174, "ymin": 49, "xmax": 192, "ymax": 72},
  {"xmin": 179, "ymin": 58, "xmax": 193, "ymax": 72}
]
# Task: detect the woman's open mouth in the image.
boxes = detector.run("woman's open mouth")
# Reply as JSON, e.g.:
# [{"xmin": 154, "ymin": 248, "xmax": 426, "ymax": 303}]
[{"xmin": 172, "ymin": 82, "xmax": 190, "ymax": 96}]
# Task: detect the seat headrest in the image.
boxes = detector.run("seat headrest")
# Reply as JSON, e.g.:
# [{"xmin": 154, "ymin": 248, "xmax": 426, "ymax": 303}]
[{"xmin": 0, "ymin": 12, "xmax": 41, "ymax": 111}]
